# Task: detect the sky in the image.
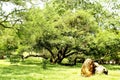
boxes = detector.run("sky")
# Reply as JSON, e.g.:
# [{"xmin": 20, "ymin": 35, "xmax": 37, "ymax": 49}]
[
  {"xmin": 1, "ymin": 0, "xmax": 120, "ymax": 15},
  {"xmin": 2, "ymin": 2, "xmax": 16, "ymax": 13},
  {"xmin": 101, "ymin": 0, "xmax": 120, "ymax": 14},
  {"xmin": 1, "ymin": 0, "xmax": 44, "ymax": 14}
]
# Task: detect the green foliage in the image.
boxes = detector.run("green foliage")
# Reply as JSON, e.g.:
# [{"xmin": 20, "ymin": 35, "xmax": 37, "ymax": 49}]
[
  {"xmin": 61, "ymin": 58, "xmax": 69, "ymax": 64},
  {"xmin": 0, "ymin": 28, "xmax": 19, "ymax": 57},
  {"xmin": 87, "ymin": 29, "xmax": 120, "ymax": 59},
  {"xmin": 42, "ymin": 58, "xmax": 47, "ymax": 69},
  {"xmin": 0, "ymin": 0, "xmax": 25, "ymax": 5},
  {"xmin": 34, "ymin": 8, "xmax": 98, "ymax": 63},
  {"xmin": 21, "ymin": 57, "xmax": 48, "ymax": 69},
  {"xmin": 10, "ymin": 54, "xmax": 21, "ymax": 63},
  {"xmin": 0, "ymin": 0, "xmax": 120, "ymax": 64},
  {"xmin": 23, "ymin": 57, "xmax": 43, "ymax": 64}
]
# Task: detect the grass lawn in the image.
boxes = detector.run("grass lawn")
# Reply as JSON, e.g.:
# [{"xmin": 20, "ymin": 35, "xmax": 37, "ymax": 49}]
[{"xmin": 0, "ymin": 59, "xmax": 120, "ymax": 80}]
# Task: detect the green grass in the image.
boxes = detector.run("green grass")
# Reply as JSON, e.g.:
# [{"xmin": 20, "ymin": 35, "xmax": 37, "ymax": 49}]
[{"xmin": 0, "ymin": 60, "xmax": 120, "ymax": 80}]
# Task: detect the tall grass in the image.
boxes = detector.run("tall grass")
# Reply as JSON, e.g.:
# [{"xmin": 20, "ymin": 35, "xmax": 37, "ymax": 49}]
[{"xmin": 0, "ymin": 59, "xmax": 120, "ymax": 80}]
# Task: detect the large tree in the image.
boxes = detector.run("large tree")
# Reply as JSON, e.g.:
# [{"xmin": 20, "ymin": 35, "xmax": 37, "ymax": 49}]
[{"xmin": 34, "ymin": 8, "xmax": 98, "ymax": 63}]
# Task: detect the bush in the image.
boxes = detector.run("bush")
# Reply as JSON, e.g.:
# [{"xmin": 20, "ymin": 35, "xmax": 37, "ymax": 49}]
[
  {"xmin": 10, "ymin": 55, "xmax": 21, "ymax": 63},
  {"xmin": 61, "ymin": 58, "xmax": 69, "ymax": 64},
  {"xmin": 23, "ymin": 57, "xmax": 43, "ymax": 64}
]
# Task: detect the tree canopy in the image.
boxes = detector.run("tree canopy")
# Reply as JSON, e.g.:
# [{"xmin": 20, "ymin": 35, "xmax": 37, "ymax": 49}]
[{"xmin": 0, "ymin": 0, "xmax": 120, "ymax": 64}]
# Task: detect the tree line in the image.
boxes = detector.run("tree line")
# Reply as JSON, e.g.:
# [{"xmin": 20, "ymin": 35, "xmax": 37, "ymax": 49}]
[{"xmin": 0, "ymin": 0, "xmax": 120, "ymax": 64}]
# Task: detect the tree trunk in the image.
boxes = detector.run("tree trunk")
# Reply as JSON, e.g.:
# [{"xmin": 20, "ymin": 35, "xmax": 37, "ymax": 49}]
[
  {"xmin": 56, "ymin": 57, "xmax": 64, "ymax": 64},
  {"xmin": 46, "ymin": 45, "xmax": 77, "ymax": 64},
  {"xmin": 50, "ymin": 57, "xmax": 56, "ymax": 63},
  {"xmin": 73, "ymin": 57, "xmax": 77, "ymax": 65},
  {"xmin": 50, "ymin": 55, "xmax": 64, "ymax": 64}
]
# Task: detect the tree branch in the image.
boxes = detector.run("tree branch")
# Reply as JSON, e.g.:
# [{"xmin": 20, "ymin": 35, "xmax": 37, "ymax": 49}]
[
  {"xmin": 65, "ymin": 51, "xmax": 77, "ymax": 57},
  {"xmin": 0, "ymin": 23, "xmax": 13, "ymax": 28},
  {"xmin": 44, "ymin": 46, "xmax": 55, "ymax": 58},
  {"xmin": 0, "ymin": 9, "xmax": 25, "ymax": 28},
  {"xmin": 23, "ymin": 54, "xmax": 47, "ymax": 59}
]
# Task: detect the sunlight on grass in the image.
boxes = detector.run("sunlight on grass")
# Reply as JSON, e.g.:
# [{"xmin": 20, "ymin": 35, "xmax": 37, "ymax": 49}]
[
  {"xmin": 0, "ymin": 60, "xmax": 120, "ymax": 80},
  {"xmin": 0, "ymin": 60, "xmax": 11, "ymax": 65}
]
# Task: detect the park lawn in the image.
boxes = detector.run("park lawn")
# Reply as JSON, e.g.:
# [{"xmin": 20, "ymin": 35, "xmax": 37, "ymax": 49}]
[{"xmin": 0, "ymin": 60, "xmax": 120, "ymax": 80}]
